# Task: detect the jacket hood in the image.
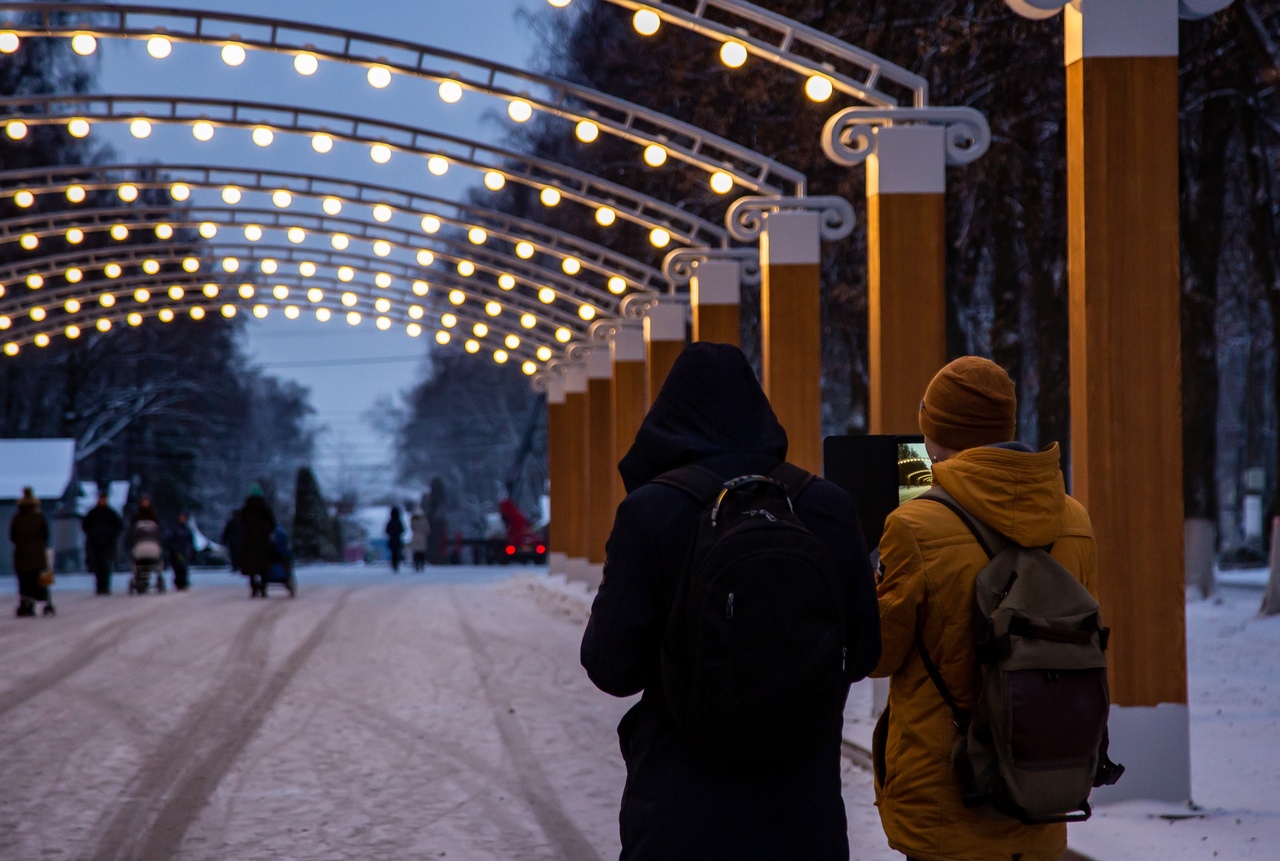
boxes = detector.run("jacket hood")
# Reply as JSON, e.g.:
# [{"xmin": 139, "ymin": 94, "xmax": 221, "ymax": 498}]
[
  {"xmin": 932, "ymin": 442, "xmax": 1067, "ymax": 547},
  {"xmin": 618, "ymin": 343, "xmax": 787, "ymax": 493}
]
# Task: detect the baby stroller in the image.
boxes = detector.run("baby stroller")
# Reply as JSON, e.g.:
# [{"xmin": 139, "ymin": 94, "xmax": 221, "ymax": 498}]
[
  {"xmin": 262, "ymin": 526, "xmax": 296, "ymax": 598},
  {"xmin": 129, "ymin": 520, "xmax": 166, "ymax": 594}
]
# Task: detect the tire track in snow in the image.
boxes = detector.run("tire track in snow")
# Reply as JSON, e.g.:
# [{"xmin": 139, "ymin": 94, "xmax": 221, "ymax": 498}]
[
  {"xmin": 451, "ymin": 587, "xmax": 603, "ymax": 861},
  {"xmin": 88, "ymin": 591, "xmax": 350, "ymax": 861},
  {"xmin": 0, "ymin": 612, "xmax": 147, "ymax": 719}
]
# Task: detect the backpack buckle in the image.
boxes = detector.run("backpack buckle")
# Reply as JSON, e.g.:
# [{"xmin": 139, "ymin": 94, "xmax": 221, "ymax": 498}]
[{"xmin": 711, "ymin": 475, "xmax": 793, "ymax": 527}]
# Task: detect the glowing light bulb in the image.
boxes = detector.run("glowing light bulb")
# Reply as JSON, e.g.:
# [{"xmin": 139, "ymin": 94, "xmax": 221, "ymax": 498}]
[
  {"xmin": 222, "ymin": 257, "xmax": 240, "ymax": 273},
  {"xmin": 710, "ymin": 170, "xmax": 736, "ymax": 194},
  {"xmin": 244, "ymin": 225, "xmax": 263, "ymax": 242},
  {"xmin": 221, "ymin": 43, "xmax": 246, "ymax": 66},
  {"xmin": 183, "ymin": 258, "xmax": 199, "ymax": 273},
  {"xmin": 253, "ymin": 305, "xmax": 268, "ymax": 319},
  {"xmin": 633, "ymin": 10, "xmax": 661, "ymax": 36},
  {"xmin": 67, "ymin": 118, "xmax": 90, "ymax": 138},
  {"xmin": 323, "ymin": 197, "xmax": 342, "ymax": 215},
  {"xmin": 505, "ymin": 334, "xmax": 520, "ymax": 350},
  {"xmin": 468, "ymin": 227, "xmax": 487, "ymax": 245},
  {"xmin": 540, "ymin": 187, "xmax": 561, "ymax": 207},
  {"xmin": 375, "ymin": 297, "xmax": 391, "ymax": 313},
  {"xmin": 805, "ymin": 74, "xmax": 834, "ymax": 102},
  {"xmin": 337, "ymin": 266, "xmax": 355, "ymax": 282},
  {"xmin": 407, "ymin": 323, "xmax": 422, "ymax": 337},
  {"xmin": 578, "ymin": 304, "xmax": 596, "ymax": 321},
  {"xmin": 118, "ymin": 184, "xmax": 139, "ymax": 202},
  {"xmin": 5, "ymin": 120, "xmax": 26, "ymax": 140},
  {"xmin": 66, "ymin": 326, "xmax": 81, "ymax": 340},
  {"xmin": 538, "ymin": 288, "xmax": 555, "ymax": 304},
  {"xmin": 562, "ymin": 257, "xmax": 582, "ymax": 275},
  {"xmin": 288, "ymin": 227, "xmax": 307, "ymax": 244},
  {"xmin": 199, "ymin": 222, "xmax": 217, "ymax": 239},
  {"xmin": 375, "ymin": 272, "xmax": 392, "ymax": 288},
  {"xmin": 485, "ymin": 301, "xmax": 501, "ymax": 317},
  {"xmin": 104, "ymin": 264, "xmax": 121, "ymax": 279},
  {"xmin": 316, "ymin": 308, "xmax": 331, "ymax": 322},
  {"xmin": 465, "ymin": 339, "xmax": 480, "ymax": 354},
  {"xmin": 448, "ymin": 290, "xmax": 465, "ymax": 306},
  {"xmin": 221, "ymin": 305, "xmax": 236, "ymax": 318},
  {"xmin": 508, "ymin": 99, "xmax": 533, "ymax": 123},
  {"xmin": 650, "ymin": 227, "xmax": 672, "ymax": 248},
  {"xmin": 253, "ymin": 127, "xmax": 274, "ymax": 147},
  {"xmin": 101, "ymin": 293, "xmax": 116, "ymax": 307},
  {"xmin": 373, "ymin": 240, "xmax": 392, "ymax": 257},
  {"xmin": 720, "ymin": 41, "xmax": 748, "ymax": 68},
  {"xmin": 66, "ymin": 228, "xmax": 84, "ymax": 244},
  {"xmin": 168, "ymin": 286, "xmax": 185, "ymax": 300},
  {"xmin": 457, "ymin": 261, "xmax": 475, "ymax": 277},
  {"xmin": 19, "ymin": 235, "xmax": 37, "ymax": 251},
  {"xmin": 26, "ymin": 273, "xmax": 43, "ymax": 288},
  {"xmin": 192, "ymin": 121, "xmax": 214, "ymax": 141},
  {"xmin": 596, "ymin": 206, "xmax": 616, "ymax": 227},
  {"xmin": 171, "ymin": 183, "xmax": 190, "ymax": 201},
  {"xmin": 522, "ymin": 361, "xmax": 537, "ymax": 376},
  {"xmin": 347, "ymin": 311, "xmax": 361, "ymax": 326},
  {"xmin": 416, "ymin": 250, "xmax": 435, "ymax": 266},
  {"xmin": 65, "ymin": 269, "xmax": 82, "ymax": 285},
  {"xmin": 300, "ymin": 262, "xmax": 317, "ymax": 277},
  {"xmin": 96, "ymin": 320, "xmax": 111, "ymax": 332},
  {"xmin": 370, "ymin": 143, "xmax": 392, "ymax": 164},
  {"xmin": 190, "ymin": 307, "xmax": 205, "ymax": 320},
  {"xmin": 412, "ymin": 280, "xmax": 429, "ymax": 296},
  {"xmin": 575, "ymin": 120, "xmax": 599, "ymax": 143},
  {"xmin": 643, "ymin": 144, "xmax": 667, "ymax": 167},
  {"xmin": 238, "ymin": 284, "xmax": 255, "ymax": 299},
  {"xmin": 608, "ymin": 276, "xmax": 627, "ymax": 294},
  {"xmin": 65, "ymin": 298, "xmax": 81, "ymax": 312},
  {"xmin": 0, "ymin": 33, "xmax": 19, "ymax": 54},
  {"xmin": 155, "ymin": 224, "xmax": 174, "ymax": 240},
  {"xmin": 376, "ymin": 317, "xmax": 391, "ymax": 330},
  {"xmin": 273, "ymin": 189, "xmax": 293, "ymax": 208},
  {"xmin": 285, "ymin": 306, "xmax": 300, "ymax": 320},
  {"xmin": 331, "ymin": 233, "xmax": 349, "ymax": 250},
  {"xmin": 436, "ymin": 331, "xmax": 451, "ymax": 345},
  {"xmin": 427, "ymin": 156, "xmax": 449, "ymax": 176},
  {"xmin": 34, "ymin": 333, "xmax": 50, "ymax": 348},
  {"xmin": 307, "ymin": 288, "xmax": 323, "ymax": 302},
  {"xmin": 409, "ymin": 305, "xmax": 424, "ymax": 319},
  {"xmin": 484, "ymin": 171, "xmax": 506, "ymax": 191},
  {"xmin": 110, "ymin": 225, "xmax": 129, "ymax": 241},
  {"xmin": 147, "ymin": 36, "xmax": 171, "ymax": 59},
  {"xmin": 159, "ymin": 309, "xmax": 174, "ymax": 323},
  {"xmin": 134, "ymin": 288, "xmax": 151, "ymax": 303},
  {"xmin": 222, "ymin": 186, "xmax": 242, "ymax": 204},
  {"xmin": 421, "ymin": 215, "xmax": 441, "ymax": 234},
  {"xmin": 142, "ymin": 259, "xmax": 160, "ymax": 275},
  {"xmin": 13, "ymin": 190, "xmax": 32, "ymax": 208},
  {"xmin": 494, "ymin": 350, "xmax": 509, "ymax": 364},
  {"xmin": 498, "ymin": 274, "xmax": 516, "ymax": 290},
  {"xmin": 312, "ymin": 132, "xmax": 333, "ymax": 153},
  {"xmin": 438, "ymin": 80, "xmax": 463, "ymax": 103},
  {"xmin": 71, "ymin": 33, "xmax": 97, "ymax": 55},
  {"xmin": 131, "ymin": 118, "xmax": 153, "ymax": 138},
  {"xmin": 441, "ymin": 313, "xmax": 457, "ymax": 328},
  {"xmin": 372, "ymin": 204, "xmax": 392, "ymax": 222},
  {"xmin": 537, "ymin": 346, "xmax": 552, "ymax": 361},
  {"xmin": 294, "ymin": 52, "xmax": 318, "ymax": 75},
  {"xmin": 520, "ymin": 313, "xmax": 536, "ymax": 329},
  {"xmin": 555, "ymin": 327, "xmax": 572, "ymax": 343},
  {"xmin": 202, "ymin": 284, "xmax": 218, "ymax": 298},
  {"xmin": 367, "ymin": 65, "xmax": 392, "ymax": 88}
]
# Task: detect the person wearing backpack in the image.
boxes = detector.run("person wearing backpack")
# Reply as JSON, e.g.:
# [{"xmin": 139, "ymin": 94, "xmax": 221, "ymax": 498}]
[
  {"xmin": 581, "ymin": 343, "xmax": 881, "ymax": 861},
  {"xmin": 871, "ymin": 356, "xmax": 1111, "ymax": 861}
]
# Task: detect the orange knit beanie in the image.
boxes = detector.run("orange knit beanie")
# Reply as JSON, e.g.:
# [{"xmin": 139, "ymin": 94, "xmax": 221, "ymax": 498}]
[{"xmin": 918, "ymin": 357, "xmax": 1017, "ymax": 451}]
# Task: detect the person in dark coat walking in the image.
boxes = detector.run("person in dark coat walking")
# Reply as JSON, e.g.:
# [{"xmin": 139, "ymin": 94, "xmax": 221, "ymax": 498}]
[
  {"xmin": 167, "ymin": 513, "xmax": 196, "ymax": 591},
  {"xmin": 241, "ymin": 488, "xmax": 277, "ymax": 598},
  {"xmin": 385, "ymin": 506, "xmax": 405, "ymax": 573},
  {"xmin": 82, "ymin": 493, "xmax": 123, "ymax": 595},
  {"xmin": 580, "ymin": 343, "xmax": 881, "ymax": 861},
  {"xmin": 10, "ymin": 487, "xmax": 53, "ymax": 616}
]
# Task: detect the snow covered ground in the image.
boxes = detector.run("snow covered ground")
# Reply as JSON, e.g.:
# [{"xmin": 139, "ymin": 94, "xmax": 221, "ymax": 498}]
[{"xmin": 1, "ymin": 566, "xmax": 1275, "ymax": 860}]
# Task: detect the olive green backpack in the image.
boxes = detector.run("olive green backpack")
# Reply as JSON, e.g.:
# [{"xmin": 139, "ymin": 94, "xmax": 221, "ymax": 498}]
[{"xmin": 917, "ymin": 486, "xmax": 1124, "ymax": 824}]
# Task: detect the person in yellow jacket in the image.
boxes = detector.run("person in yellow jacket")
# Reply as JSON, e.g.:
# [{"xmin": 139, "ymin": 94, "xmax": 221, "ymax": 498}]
[{"xmin": 872, "ymin": 357, "xmax": 1097, "ymax": 861}]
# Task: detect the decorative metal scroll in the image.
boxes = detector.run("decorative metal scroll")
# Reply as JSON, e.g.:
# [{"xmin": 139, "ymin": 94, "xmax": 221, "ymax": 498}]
[
  {"xmin": 821, "ymin": 107, "xmax": 992, "ymax": 168},
  {"xmin": 661, "ymin": 247, "xmax": 762, "ymax": 288},
  {"xmin": 725, "ymin": 196, "xmax": 856, "ymax": 244}
]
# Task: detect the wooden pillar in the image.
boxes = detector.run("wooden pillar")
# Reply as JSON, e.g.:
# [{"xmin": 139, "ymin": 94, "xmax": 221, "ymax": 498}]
[
  {"xmin": 760, "ymin": 211, "xmax": 822, "ymax": 473},
  {"xmin": 545, "ymin": 375, "xmax": 570, "ymax": 577},
  {"xmin": 644, "ymin": 300, "xmax": 686, "ymax": 406},
  {"xmin": 866, "ymin": 125, "xmax": 948, "ymax": 435},
  {"xmin": 561, "ymin": 361, "xmax": 591, "ymax": 585},
  {"xmin": 691, "ymin": 259, "xmax": 741, "ymax": 346},
  {"xmin": 1064, "ymin": 0, "xmax": 1188, "ymax": 804},
  {"xmin": 584, "ymin": 348, "xmax": 612, "ymax": 587},
  {"xmin": 611, "ymin": 325, "xmax": 648, "ymax": 509}
]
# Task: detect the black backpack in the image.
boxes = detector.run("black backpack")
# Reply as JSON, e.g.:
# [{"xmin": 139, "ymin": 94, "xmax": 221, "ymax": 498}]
[{"xmin": 654, "ymin": 462, "xmax": 848, "ymax": 769}]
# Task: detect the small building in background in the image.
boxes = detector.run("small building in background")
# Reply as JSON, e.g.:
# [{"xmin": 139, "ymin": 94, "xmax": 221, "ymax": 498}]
[{"xmin": 0, "ymin": 439, "xmax": 77, "ymax": 576}]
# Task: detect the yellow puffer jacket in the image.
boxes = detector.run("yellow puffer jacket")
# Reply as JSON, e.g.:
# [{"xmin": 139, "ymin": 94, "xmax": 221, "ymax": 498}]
[{"xmin": 871, "ymin": 443, "xmax": 1097, "ymax": 861}]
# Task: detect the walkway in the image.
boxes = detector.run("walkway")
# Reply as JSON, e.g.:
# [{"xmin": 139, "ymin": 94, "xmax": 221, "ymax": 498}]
[{"xmin": 0, "ymin": 566, "xmax": 890, "ymax": 861}]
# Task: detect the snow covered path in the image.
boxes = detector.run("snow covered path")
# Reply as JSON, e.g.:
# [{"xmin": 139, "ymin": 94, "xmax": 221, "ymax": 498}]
[{"xmin": 0, "ymin": 566, "xmax": 891, "ymax": 861}]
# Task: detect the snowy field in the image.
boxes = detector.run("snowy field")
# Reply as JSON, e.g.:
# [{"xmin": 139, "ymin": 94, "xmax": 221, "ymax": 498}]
[{"xmin": 0, "ymin": 566, "xmax": 1275, "ymax": 860}]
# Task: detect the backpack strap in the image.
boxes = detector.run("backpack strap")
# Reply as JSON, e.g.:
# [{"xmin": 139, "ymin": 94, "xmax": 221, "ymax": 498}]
[
  {"xmin": 918, "ymin": 486, "xmax": 1010, "ymax": 560},
  {"xmin": 915, "ymin": 629, "xmax": 971, "ymax": 734},
  {"xmin": 652, "ymin": 464, "xmax": 728, "ymax": 504},
  {"xmin": 770, "ymin": 462, "xmax": 817, "ymax": 502}
]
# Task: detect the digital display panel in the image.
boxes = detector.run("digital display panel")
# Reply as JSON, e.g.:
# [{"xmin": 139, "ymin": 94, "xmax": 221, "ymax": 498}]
[{"xmin": 898, "ymin": 442, "xmax": 933, "ymax": 506}]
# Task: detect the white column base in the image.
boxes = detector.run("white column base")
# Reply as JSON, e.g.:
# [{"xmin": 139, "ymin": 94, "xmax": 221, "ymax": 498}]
[
  {"xmin": 1093, "ymin": 703, "xmax": 1191, "ymax": 805},
  {"xmin": 584, "ymin": 563, "xmax": 604, "ymax": 590},
  {"xmin": 566, "ymin": 557, "xmax": 590, "ymax": 585},
  {"xmin": 548, "ymin": 552, "xmax": 569, "ymax": 577}
]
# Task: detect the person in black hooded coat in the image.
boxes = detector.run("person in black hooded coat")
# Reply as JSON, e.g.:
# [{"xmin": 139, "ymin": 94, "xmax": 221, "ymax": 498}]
[{"xmin": 581, "ymin": 343, "xmax": 881, "ymax": 861}]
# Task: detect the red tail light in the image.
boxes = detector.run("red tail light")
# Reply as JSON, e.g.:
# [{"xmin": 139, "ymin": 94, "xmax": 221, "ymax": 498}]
[
  {"xmin": 505, "ymin": 545, "xmax": 516, "ymax": 555},
  {"xmin": 536, "ymin": 545, "xmax": 545, "ymax": 554}
]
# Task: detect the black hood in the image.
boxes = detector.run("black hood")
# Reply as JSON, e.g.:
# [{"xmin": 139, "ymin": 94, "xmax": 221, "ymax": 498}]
[{"xmin": 618, "ymin": 343, "xmax": 788, "ymax": 492}]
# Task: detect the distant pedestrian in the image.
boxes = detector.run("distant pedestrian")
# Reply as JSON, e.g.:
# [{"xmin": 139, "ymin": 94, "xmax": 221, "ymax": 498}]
[
  {"xmin": 221, "ymin": 508, "xmax": 244, "ymax": 572},
  {"xmin": 409, "ymin": 506, "xmax": 429, "ymax": 572},
  {"xmin": 385, "ymin": 506, "xmax": 405, "ymax": 573},
  {"xmin": 82, "ymin": 493, "xmax": 123, "ymax": 595},
  {"xmin": 167, "ymin": 513, "xmax": 196, "ymax": 591},
  {"xmin": 10, "ymin": 487, "xmax": 53, "ymax": 617},
  {"xmin": 131, "ymin": 495, "xmax": 166, "ymax": 593},
  {"xmin": 581, "ymin": 344, "xmax": 881, "ymax": 861},
  {"xmin": 241, "ymin": 487, "xmax": 277, "ymax": 598}
]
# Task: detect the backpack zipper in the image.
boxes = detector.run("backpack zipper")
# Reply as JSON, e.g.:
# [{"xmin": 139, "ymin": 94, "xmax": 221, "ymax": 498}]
[{"xmin": 726, "ymin": 592, "xmax": 734, "ymax": 619}]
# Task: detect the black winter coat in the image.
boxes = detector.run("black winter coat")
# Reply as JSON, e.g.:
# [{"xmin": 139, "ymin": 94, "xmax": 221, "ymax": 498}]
[
  {"xmin": 581, "ymin": 343, "xmax": 881, "ymax": 861},
  {"xmin": 82, "ymin": 504, "xmax": 123, "ymax": 548},
  {"xmin": 240, "ymin": 496, "xmax": 277, "ymax": 577},
  {"xmin": 10, "ymin": 499, "xmax": 49, "ymax": 574}
]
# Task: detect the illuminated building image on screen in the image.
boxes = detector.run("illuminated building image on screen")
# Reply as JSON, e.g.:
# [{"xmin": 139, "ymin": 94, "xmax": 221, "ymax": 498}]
[{"xmin": 898, "ymin": 442, "xmax": 933, "ymax": 505}]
